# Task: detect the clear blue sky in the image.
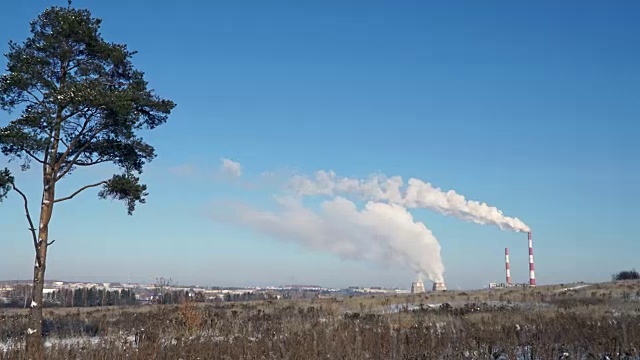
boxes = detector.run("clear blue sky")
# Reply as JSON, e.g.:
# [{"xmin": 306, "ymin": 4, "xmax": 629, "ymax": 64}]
[{"xmin": 1, "ymin": 0, "xmax": 638, "ymax": 289}]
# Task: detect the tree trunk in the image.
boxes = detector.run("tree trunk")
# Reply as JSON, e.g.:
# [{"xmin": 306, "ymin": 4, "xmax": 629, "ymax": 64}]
[{"xmin": 25, "ymin": 189, "xmax": 54, "ymax": 360}]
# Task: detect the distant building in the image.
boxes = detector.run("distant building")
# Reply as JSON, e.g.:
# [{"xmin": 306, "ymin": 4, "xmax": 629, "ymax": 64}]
[
  {"xmin": 432, "ymin": 282, "xmax": 447, "ymax": 291},
  {"xmin": 411, "ymin": 282, "xmax": 425, "ymax": 294},
  {"xmin": 489, "ymin": 282, "xmax": 530, "ymax": 289}
]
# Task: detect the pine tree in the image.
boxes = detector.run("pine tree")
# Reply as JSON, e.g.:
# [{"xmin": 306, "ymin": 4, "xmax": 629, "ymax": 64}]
[
  {"xmin": 88, "ymin": 287, "xmax": 97, "ymax": 307},
  {"xmin": 0, "ymin": 6, "xmax": 174, "ymax": 357},
  {"xmin": 73, "ymin": 289, "xmax": 83, "ymax": 308}
]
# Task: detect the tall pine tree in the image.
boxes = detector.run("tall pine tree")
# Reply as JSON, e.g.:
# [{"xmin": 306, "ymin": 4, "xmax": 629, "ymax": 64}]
[{"xmin": 0, "ymin": 5, "xmax": 174, "ymax": 358}]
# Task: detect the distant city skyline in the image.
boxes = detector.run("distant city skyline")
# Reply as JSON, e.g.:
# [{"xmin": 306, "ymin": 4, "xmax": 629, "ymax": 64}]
[{"xmin": 1, "ymin": 0, "xmax": 639, "ymax": 290}]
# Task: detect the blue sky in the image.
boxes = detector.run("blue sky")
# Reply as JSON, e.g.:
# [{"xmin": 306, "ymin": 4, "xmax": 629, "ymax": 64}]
[{"xmin": 0, "ymin": 0, "xmax": 638, "ymax": 289}]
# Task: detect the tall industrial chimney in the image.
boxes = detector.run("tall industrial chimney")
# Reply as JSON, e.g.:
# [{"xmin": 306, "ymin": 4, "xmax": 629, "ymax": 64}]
[
  {"xmin": 505, "ymin": 247, "xmax": 511, "ymax": 285},
  {"xmin": 528, "ymin": 231, "xmax": 536, "ymax": 286}
]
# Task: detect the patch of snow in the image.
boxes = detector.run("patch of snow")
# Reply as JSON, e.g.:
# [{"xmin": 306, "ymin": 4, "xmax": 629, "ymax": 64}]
[
  {"xmin": 27, "ymin": 328, "xmax": 37, "ymax": 335},
  {"xmin": 44, "ymin": 336, "xmax": 102, "ymax": 348},
  {"xmin": 30, "ymin": 301, "xmax": 37, "ymax": 307},
  {"xmin": 557, "ymin": 284, "xmax": 591, "ymax": 292}
]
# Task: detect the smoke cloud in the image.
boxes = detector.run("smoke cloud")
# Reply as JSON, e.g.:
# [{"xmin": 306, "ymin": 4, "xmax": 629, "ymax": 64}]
[
  {"xmin": 212, "ymin": 164, "xmax": 529, "ymax": 285},
  {"xmin": 214, "ymin": 196, "xmax": 445, "ymax": 283},
  {"xmin": 288, "ymin": 170, "xmax": 530, "ymax": 233}
]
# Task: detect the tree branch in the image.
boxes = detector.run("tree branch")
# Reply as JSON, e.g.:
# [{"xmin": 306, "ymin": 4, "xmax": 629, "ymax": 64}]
[
  {"xmin": 55, "ymin": 120, "xmax": 104, "ymax": 180},
  {"xmin": 62, "ymin": 109, "xmax": 82, "ymax": 121},
  {"xmin": 59, "ymin": 137, "xmax": 71, "ymax": 152},
  {"xmin": 24, "ymin": 90, "xmax": 44, "ymax": 107},
  {"xmin": 74, "ymin": 157, "xmax": 108, "ymax": 166},
  {"xmin": 11, "ymin": 183, "xmax": 38, "ymax": 251},
  {"xmin": 23, "ymin": 149, "xmax": 45, "ymax": 165},
  {"xmin": 53, "ymin": 180, "xmax": 107, "ymax": 203},
  {"xmin": 52, "ymin": 106, "xmax": 97, "ymax": 173}
]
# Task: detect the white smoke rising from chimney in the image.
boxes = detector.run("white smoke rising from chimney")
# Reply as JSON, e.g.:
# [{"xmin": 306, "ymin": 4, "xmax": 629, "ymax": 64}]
[
  {"xmin": 403, "ymin": 178, "xmax": 530, "ymax": 232},
  {"xmin": 210, "ymin": 163, "xmax": 528, "ymax": 287},
  {"xmin": 288, "ymin": 170, "xmax": 530, "ymax": 233},
  {"xmin": 212, "ymin": 196, "xmax": 445, "ymax": 284}
]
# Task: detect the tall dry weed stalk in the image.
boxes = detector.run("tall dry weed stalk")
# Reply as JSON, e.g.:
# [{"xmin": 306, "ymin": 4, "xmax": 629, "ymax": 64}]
[{"xmin": 178, "ymin": 298, "xmax": 202, "ymax": 336}]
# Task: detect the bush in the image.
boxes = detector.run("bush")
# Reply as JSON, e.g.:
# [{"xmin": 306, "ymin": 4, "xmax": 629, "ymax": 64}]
[{"xmin": 612, "ymin": 269, "xmax": 640, "ymax": 281}]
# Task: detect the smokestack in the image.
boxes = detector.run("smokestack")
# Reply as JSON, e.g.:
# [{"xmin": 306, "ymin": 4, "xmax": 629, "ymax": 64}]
[
  {"xmin": 528, "ymin": 232, "xmax": 536, "ymax": 286},
  {"xmin": 505, "ymin": 247, "xmax": 511, "ymax": 284}
]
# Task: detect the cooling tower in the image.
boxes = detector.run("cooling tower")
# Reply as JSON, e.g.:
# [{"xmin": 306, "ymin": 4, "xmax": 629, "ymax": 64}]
[
  {"xmin": 411, "ymin": 281, "xmax": 425, "ymax": 293},
  {"xmin": 432, "ymin": 282, "xmax": 446, "ymax": 291}
]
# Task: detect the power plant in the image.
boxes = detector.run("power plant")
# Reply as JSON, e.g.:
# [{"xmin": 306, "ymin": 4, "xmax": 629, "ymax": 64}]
[
  {"xmin": 411, "ymin": 232, "xmax": 536, "ymax": 291},
  {"xmin": 411, "ymin": 280, "xmax": 446, "ymax": 293},
  {"xmin": 490, "ymin": 231, "xmax": 537, "ymax": 288}
]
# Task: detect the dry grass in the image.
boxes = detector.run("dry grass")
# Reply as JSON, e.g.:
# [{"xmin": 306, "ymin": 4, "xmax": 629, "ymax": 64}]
[{"xmin": 2, "ymin": 283, "xmax": 640, "ymax": 359}]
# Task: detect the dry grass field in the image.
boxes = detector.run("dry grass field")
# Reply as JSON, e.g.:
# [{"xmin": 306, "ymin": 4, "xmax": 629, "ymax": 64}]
[{"xmin": 2, "ymin": 280, "xmax": 640, "ymax": 359}]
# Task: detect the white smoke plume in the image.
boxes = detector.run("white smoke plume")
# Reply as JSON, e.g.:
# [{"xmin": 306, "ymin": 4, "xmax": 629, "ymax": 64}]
[
  {"xmin": 288, "ymin": 170, "xmax": 530, "ymax": 233},
  {"xmin": 213, "ymin": 196, "xmax": 445, "ymax": 283},
  {"xmin": 211, "ymin": 165, "xmax": 528, "ymax": 286}
]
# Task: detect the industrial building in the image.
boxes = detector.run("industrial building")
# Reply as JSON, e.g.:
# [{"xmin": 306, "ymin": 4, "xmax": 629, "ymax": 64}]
[
  {"xmin": 410, "ymin": 281, "xmax": 425, "ymax": 293},
  {"xmin": 432, "ymin": 282, "xmax": 447, "ymax": 291}
]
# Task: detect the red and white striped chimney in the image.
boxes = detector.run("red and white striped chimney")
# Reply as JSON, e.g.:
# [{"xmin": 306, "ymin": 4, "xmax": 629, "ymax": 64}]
[
  {"xmin": 505, "ymin": 248, "xmax": 511, "ymax": 284},
  {"xmin": 528, "ymin": 231, "xmax": 536, "ymax": 286}
]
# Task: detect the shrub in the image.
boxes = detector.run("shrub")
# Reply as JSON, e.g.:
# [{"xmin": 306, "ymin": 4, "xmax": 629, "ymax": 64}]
[{"xmin": 613, "ymin": 269, "xmax": 640, "ymax": 281}]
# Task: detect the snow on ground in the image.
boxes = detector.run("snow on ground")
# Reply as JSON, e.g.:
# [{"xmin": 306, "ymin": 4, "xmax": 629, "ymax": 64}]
[
  {"xmin": 384, "ymin": 300, "xmax": 552, "ymax": 314},
  {"xmin": 556, "ymin": 284, "xmax": 591, "ymax": 292},
  {"xmin": 1, "ymin": 335, "xmax": 138, "ymax": 354},
  {"xmin": 3, "ymin": 336, "xmax": 629, "ymax": 360}
]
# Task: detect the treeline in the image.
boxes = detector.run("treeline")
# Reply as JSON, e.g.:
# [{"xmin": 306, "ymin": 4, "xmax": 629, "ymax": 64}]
[
  {"xmin": 613, "ymin": 269, "xmax": 640, "ymax": 281},
  {"xmin": 0, "ymin": 284, "xmax": 32, "ymax": 308},
  {"xmin": 0, "ymin": 285, "xmax": 137, "ymax": 308},
  {"xmin": 153, "ymin": 290, "xmax": 279, "ymax": 305},
  {"xmin": 222, "ymin": 292, "xmax": 278, "ymax": 302},
  {"xmin": 46, "ymin": 288, "xmax": 138, "ymax": 307},
  {"xmin": 153, "ymin": 291, "xmax": 206, "ymax": 305}
]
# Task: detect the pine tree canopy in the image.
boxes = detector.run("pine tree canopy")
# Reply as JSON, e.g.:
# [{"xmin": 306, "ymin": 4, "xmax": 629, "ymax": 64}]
[
  {"xmin": 0, "ymin": 167, "xmax": 12, "ymax": 200},
  {"xmin": 0, "ymin": 6, "xmax": 175, "ymax": 213}
]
